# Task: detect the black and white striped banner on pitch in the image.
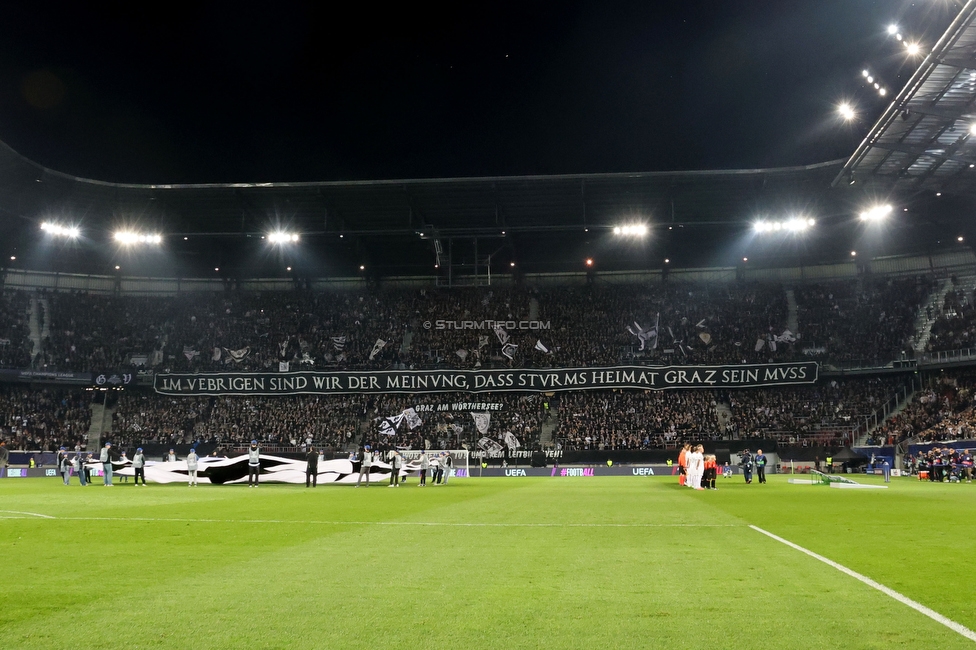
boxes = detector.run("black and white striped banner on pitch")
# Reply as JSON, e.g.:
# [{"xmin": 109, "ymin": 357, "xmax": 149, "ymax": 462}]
[{"xmin": 153, "ymin": 361, "xmax": 818, "ymax": 396}]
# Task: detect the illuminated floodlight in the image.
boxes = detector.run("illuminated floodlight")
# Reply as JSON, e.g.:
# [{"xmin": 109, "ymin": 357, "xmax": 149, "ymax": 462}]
[
  {"xmin": 268, "ymin": 231, "xmax": 300, "ymax": 244},
  {"xmin": 858, "ymin": 204, "xmax": 893, "ymax": 222},
  {"xmin": 906, "ymin": 42, "xmax": 921, "ymax": 56},
  {"xmin": 867, "ymin": 76, "xmax": 874, "ymax": 83},
  {"xmin": 114, "ymin": 231, "xmax": 162, "ymax": 245},
  {"xmin": 838, "ymin": 103, "xmax": 856, "ymax": 121},
  {"xmin": 40, "ymin": 222, "xmax": 80, "ymax": 238},
  {"xmin": 613, "ymin": 224, "xmax": 648, "ymax": 237},
  {"xmin": 754, "ymin": 218, "xmax": 815, "ymax": 234},
  {"xmin": 585, "ymin": 258, "xmax": 594, "ymax": 266},
  {"xmin": 969, "ymin": 123, "xmax": 976, "ymax": 136},
  {"xmin": 879, "ymin": 88, "xmax": 887, "ymax": 96},
  {"xmin": 887, "ymin": 24, "xmax": 898, "ymax": 35},
  {"xmin": 862, "ymin": 69, "xmax": 869, "ymax": 77}
]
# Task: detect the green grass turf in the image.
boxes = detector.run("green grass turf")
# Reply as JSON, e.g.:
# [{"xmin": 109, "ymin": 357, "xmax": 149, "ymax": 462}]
[{"xmin": 1, "ymin": 474, "xmax": 974, "ymax": 649}]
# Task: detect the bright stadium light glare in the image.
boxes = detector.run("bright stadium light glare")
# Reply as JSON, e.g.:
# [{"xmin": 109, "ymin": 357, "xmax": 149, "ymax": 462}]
[
  {"xmin": 867, "ymin": 76, "xmax": 874, "ymax": 83},
  {"xmin": 114, "ymin": 231, "xmax": 162, "ymax": 245},
  {"xmin": 862, "ymin": 69, "xmax": 869, "ymax": 77},
  {"xmin": 40, "ymin": 222, "xmax": 81, "ymax": 238},
  {"xmin": 859, "ymin": 204, "xmax": 893, "ymax": 222},
  {"xmin": 838, "ymin": 102, "xmax": 856, "ymax": 121},
  {"xmin": 268, "ymin": 231, "xmax": 300, "ymax": 244},
  {"xmin": 887, "ymin": 24, "xmax": 898, "ymax": 35},
  {"xmin": 969, "ymin": 123, "xmax": 976, "ymax": 136},
  {"xmin": 879, "ymin": 88, "xmax": 887, "ymax": 96},
  {"xmin": 906, "ymin": 42, "xmax": 921, "ymax": 56},
  {"xmin": 613, "ymin": 224, "xmax": 648, "ymax": 237}
]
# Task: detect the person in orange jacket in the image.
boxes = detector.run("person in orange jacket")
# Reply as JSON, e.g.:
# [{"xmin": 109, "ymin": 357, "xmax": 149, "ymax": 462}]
[{"xmin": 677, "ymin": 443, "xmax": 690, "ymax": 486}]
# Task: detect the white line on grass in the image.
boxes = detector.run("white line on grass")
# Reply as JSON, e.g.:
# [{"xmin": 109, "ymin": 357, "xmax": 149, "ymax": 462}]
[
  {"xmin": 0, "ymin": 510, "xmax": 56, "ymax": 519},
  {"xmin": 750, "ymin": 525, "xmax": 976, "ymax": 643},
  {"xmin": 5, "ymin": 514, "xmax": 741, "ymax": 528}
]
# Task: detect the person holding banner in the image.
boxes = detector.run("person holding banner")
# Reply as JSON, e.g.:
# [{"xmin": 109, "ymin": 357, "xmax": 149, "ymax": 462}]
[
  {"xmin": 132, "ymin": 448, "xmax": 146, "ymax": 486},
  {"xmin": 186, "ymin": 448, "xmax": 199, "ymax": 487},
  {"xmin": 441, "ymin": 452, "xmax": 453, "ymax": 485},
  {"xmin": 388, "ymin": 450, "xmax": 401, "ymax": 487},
  {"xmin": 418, "ymin": 450, "xmax": 429, "ymax": 487},
  {"xmin": 356, "ymin": 445, "xmax": 372, "ymax": 487},
  {"xmin": 100, "ymin": 442, "xmax": 114, "ymax": 486},
  {"xmin": 306, "ymin": 447, "xmax": 319, "ymax": 488},
  {"xmin": 247, "ymin": 440, "xmax": 261, "ymax": 487}
]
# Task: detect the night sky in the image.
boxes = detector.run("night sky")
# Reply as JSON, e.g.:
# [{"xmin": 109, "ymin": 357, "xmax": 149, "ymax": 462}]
[{"xmin": 0, "ymin": 1, "xmax": 963, "ymax": 184}]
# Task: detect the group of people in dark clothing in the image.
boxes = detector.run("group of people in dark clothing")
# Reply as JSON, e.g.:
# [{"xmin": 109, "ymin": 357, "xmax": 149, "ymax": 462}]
[{"xmin": 907, "ymin": 447, "xmax": 974, "ymax": 482}]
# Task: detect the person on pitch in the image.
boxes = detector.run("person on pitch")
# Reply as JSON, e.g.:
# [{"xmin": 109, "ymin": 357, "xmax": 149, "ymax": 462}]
[
  {"xmin": 168, "ymin": 449, "xmax": 177, "ymax": 462},
  {"xmin": 677, "ymin": 443, "xmax": 690, "ymax": 486},
  {"xmin": 388, "ymin": 450, "xmax": 401, "ymax": 487},
  {"xmin": 58, "ymin": 447, "xmax": 71, "ymax": 485},
  {"xmin": 441, "ymin": 452, "xmax": 453, "ymax": 485},
  {"xmin": 248, "ymin": 440, "xmax": 261, "ymax": 487},
  {"xmin": 306, "ymin": 447, "xmax": 318, "ymax": 487},
  {"xmin": 356, "ymin": 445, "xmax": 372, "ymax": 487},
  {"xmin": 186, "ymin": 448, "xmax": 199, "ymax": 487},
  {"xmin": 74, "ymin": 453, "xmax": 87, "ymax": 486},
  {"xmin": 688, "ymin": 444, "xmax": 704, "ymax": 490},
  {"xmin": 132, "ymin": 448, "xmax": 146, "ymax": 486},
  {"xmin": 740, "ymin": 449, "xmax": 754, "ymax": 484},
  {"xmin": 418, "ymin": 450, "xmax": 429, "ymax": 487},
  {"xmin": 100, "ymin": 442, "xmax": 114, "ymax": 486},
  {"xmin": 703, "ymin": 454, "xmax": 717, "ymax": 490},
  {"xmin": 755, "ymin": 449, "xmax": 768, "ymax": 484}
]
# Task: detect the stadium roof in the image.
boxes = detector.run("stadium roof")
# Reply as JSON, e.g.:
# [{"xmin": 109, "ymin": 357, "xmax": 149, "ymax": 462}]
[
  {"xmin": 834, "ymin": 0, "xmax": 976, "ymax": 195},
  {"xmin": 0, "ymin": 138, "xmax": 849, "ymax": 236},
  {"xmin": 4, "ymin": 135, "xmax": 890, "ymax": 277}
]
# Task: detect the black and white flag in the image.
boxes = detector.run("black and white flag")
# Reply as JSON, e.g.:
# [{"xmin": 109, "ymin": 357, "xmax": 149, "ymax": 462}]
[
  {"xmin": 535, "ymin": 340, "xmax": 549, "ymax": 354},
  {"xmin": 377, "ymin": 415, "xmax": 402, "ymax": 436},
  {"xmin": 212, "ymin": 347, "xmax": 222, "ymax": 362},
  {"xmin": 478, "ymin": 335, "xmax": 489, "ymax": 349},
  {"xmin": 369, "ymin": 338, "xmax": 386, "ymax": 361},
  {"xmin": 183, "ymin": 346, "xmax": 200, "ymax": 362},
  {"xmin": 279, "ymin": 340, "xmax": 289, "ymax": 358},
  {"xmin": 494, "ymin": 325, "xmax": 509, "ymax": 345},
  {"xmin": 471, "ymin": 412, "xmax": 491, "ymax": 435},
  {"xmin": 402, "ymin": 407, "xmax": 423, "ymax": 430},
  {"xmin": 279, "ymin": 361, "xmax": 290, "ymax": 372},
  {"xmin": 225, "ymin": 347, "xmax": 250, "ymax": 363},
  {"xmin": 503, "ymin": 431, "xmax": 521, "ymax": 450},
  {"xmin": 478, "ymin": 436, "xmax": 503, "ymax": 454},
  {"xmin": 332, "ymin": 336, "xmax": 346, "ymax": 351},
  {"xmin": 502, "ymin": 343, "xmax": 518, "ymax": 359},
  {"xmin": 626, "ymin": 314, "xmax": 659, "ymax": 351}
]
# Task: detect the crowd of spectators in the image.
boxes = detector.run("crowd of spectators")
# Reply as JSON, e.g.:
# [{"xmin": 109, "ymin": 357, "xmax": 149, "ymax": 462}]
[
  {"xmin": 0, "ymin": 292, "xmax": 32, "ymax": 369},
  {"xmin": 868, "ymin": 374, "xmax": 976, "ymax": 445},
  {"xmin": 926, "ymin": 282, "xmax": 976, "ymax": 353},
  {"xmin": 1, "ymin": 274, "xmax": 937, "ymax": 374},
  {"xmin": 554, "ymin": 390, "xmax": 720, "ymax": 450},
  {"xmin": 904, "ymin": 447, "xmax": 973, "ymax": 480},
  {"xmin": 0, "ymin": 386, "xmax": 91, "ymax": 451},
  {"xmin": 727, "ymin": 378, "xmax": 903, "ymax": 446},
  {"xmin": 793, "ymin": 276, "xmax": 933, "ymax": 365}
]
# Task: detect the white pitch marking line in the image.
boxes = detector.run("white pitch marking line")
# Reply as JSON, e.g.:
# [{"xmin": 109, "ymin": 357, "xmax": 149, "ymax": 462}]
[
  {"xmin": 13, "ymin": 515, "xmax": 739, "ymax": 528},
  {"xmin": 0, "ymin": 510, "xmax": 56, "ymax": 519},
  {"xmin": 750, "ymin": 525, "xmax": 976, "ymax": 643}
]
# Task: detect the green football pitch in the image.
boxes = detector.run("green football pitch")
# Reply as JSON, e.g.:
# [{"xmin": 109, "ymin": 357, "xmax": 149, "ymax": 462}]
[{"xmin": 1, "ymin": 474, "xmax": 974, "ymax": 649}]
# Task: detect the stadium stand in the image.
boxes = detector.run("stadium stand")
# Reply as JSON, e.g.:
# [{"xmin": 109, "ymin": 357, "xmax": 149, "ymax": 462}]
[{"xmin": 6, "ymin": 273, "xmax": 939, "ymax": 376}]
